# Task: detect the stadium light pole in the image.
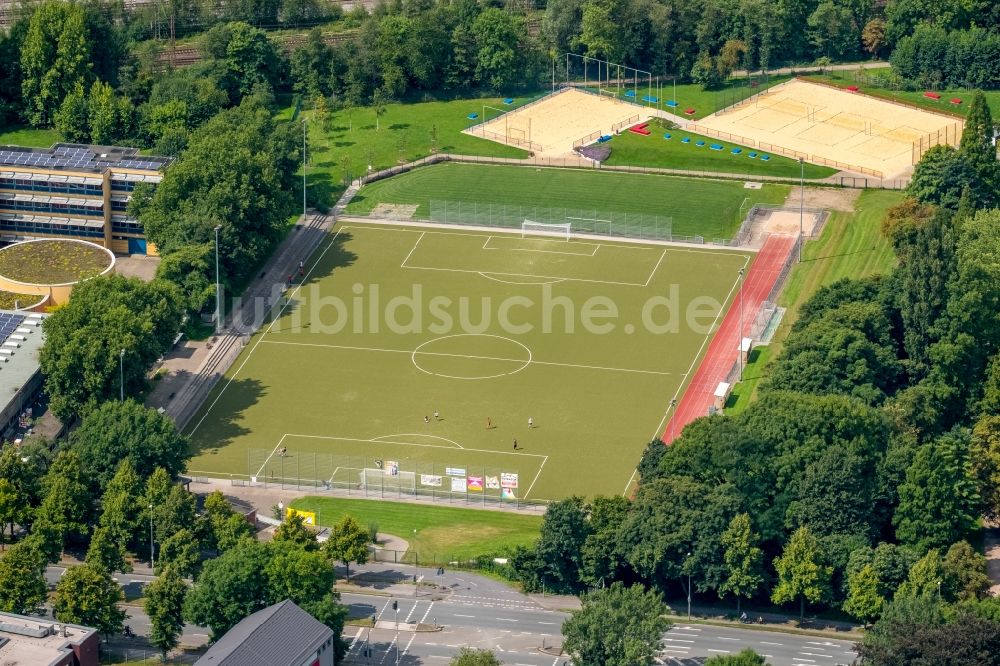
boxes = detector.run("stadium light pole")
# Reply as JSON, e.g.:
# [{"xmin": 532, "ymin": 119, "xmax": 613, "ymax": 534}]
[
  {"xmin": 669, "ymin": 398, "xmax": 678, "ymax": 441},
  {"xmin": 213, "ymin": 225, "xmax": 221, "ymax": 335},
  {"xmin": 739, "ymin": 267, "xmax": 745, "ymax": 381},
  {"xmin": 798, "ymin": 157, "xmax": 804, "ymax": 262},
  {"xmin": 119, "ymin": 349, "xmax": 125, "ymax": 401}
]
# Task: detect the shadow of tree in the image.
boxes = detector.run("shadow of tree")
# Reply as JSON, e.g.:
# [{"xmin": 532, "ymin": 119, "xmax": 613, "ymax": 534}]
[{"xmin": 186, "ymin": 376, "xmax": 266, "ymax": 457}]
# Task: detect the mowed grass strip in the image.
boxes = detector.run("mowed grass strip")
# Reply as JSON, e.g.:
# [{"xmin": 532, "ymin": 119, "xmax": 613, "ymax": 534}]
[
  {"xmin": 0, "ymin": 125, "xmax": 62, "ymax": 148},
  {"xmin": 346, "ymin": 162, "xmax": 789, "ymax": 238},
  {"xmin": 603, "ymin": 127, "xmax": 837, "ymax": 179},
  {"xmin": 290, "ymin": 496, "xmax": 541, "ymax": 562},
  {"xmin": 728, "ymin": 189, "xmax": 902, "ymax": 408}
]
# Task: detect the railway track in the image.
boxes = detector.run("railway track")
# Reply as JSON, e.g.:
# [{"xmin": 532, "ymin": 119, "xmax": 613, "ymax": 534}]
[{"xmin": 156, "ymin": 30, "xmax": 357, "ymax": 68}]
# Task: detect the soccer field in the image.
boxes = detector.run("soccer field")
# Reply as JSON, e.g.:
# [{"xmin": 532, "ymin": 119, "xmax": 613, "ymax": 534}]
[
  {"xmin": 185, "ymin": 222, "xmax": 751, "ymax": 501},
  {"xmin": 346, "ymin": 163, "xmax": 789, "ymax": 239}
]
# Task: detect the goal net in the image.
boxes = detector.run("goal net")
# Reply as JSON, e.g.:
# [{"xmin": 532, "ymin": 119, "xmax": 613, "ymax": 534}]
[
  {"xmin": 359, "ymin": 467, "xmax": 416, "ymax": 492},
  {"xmin": 522, "ymin": 219, "xmax": 571, "ymax": 240}
]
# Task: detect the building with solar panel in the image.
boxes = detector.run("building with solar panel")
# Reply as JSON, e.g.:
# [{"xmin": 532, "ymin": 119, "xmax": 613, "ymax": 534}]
[
  {"xmin": 0, "ymin": 142, "xmax": 171, "ymax": 255},
  {"xmin": 0, "ymin": 310, "xmax": 45, "ymax": 435}
]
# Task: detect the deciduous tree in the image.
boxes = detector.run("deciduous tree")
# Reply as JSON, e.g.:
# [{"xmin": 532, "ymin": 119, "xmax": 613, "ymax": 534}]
[
  {"xmin": 144, "ymin": 568, "xmax": 187, "ymax": 659},
  {"xmin": 562, "ymin": 582, "xmax": 669, "ymax": 666},
  {"xmin": 54, "ymin": 564, "xmax": 127, "ymax": 639},
  {"xmin": 719, "ymin": 513, "xmax": 763, "ymax": 612},
  {"xmin": 324, "ymin": 515, "xmax": 369, "ymax": 580},
  {"xmin": 771, "ymin": 526, "xmax": 832, "ymax": 618},
  {"xmin": 40, "ymin": 276, "xmax": 184, "ymax": 421},
  {"xmin": 0, "ymin": 537, "xmax": 47, "ymax": 614}
]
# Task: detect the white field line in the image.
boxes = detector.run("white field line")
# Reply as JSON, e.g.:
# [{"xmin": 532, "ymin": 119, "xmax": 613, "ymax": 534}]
[
  {"xmin": 254, "ymin": 433, "xmax": 287, "ymax": 479},
  {"xmin": 184, "ymin": 227, "xmax": 345, "ymax": 437},
  {"xmin": 400, "ymin": 231, "xmax": 426, "ymax": 268},
  {"xmin": 523, "ymin": 455, "xmax": 549, "ymax": 500},
  {"xmin": 259, "ymin": 339, "xmax": 676, "ymax": 376},
  {"xmin": 644, "ymin": 249, "xmax": 667, "ymax": 287}
]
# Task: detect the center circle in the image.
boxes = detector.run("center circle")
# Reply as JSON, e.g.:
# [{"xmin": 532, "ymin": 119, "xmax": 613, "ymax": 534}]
[{"xmin": 411, "ymin": 334, "xmax": 533, "ymax": 380}]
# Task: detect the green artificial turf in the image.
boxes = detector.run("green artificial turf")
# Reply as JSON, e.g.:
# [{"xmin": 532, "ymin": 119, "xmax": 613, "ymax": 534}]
[
  {"xmin": 290, "ymin": 496, "xmax": 542, "ymax": 562},
  {"xmin": 345, "ymin": 162, "xmax": 789, "ymax": 240},
  {"xmin": 0, "ymin": 125, "xmax": 62, "ymax": 148},
  {"xmin": 185, "ymin": 222, "xmax": 752, "ymax": 499},
  {"xmin": 603, "ymin": 125, "xmax": 837, "ymax": 179}
]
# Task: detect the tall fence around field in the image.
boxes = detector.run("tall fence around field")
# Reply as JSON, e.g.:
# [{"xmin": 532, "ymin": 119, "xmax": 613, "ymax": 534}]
[
  {"xmin": 244, "ymin": 448, "xmax": 549, "ymax": 512},
  {"xmin": 427, "ymin": 199, "xmax": 677, "ymax": 242},
  {"xmin": 912, "ymin": 122, "xmax": 962, "ymax": 164}
]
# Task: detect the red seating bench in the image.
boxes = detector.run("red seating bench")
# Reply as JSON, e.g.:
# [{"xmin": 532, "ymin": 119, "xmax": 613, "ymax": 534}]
[
  {"xmin": 628, "ymin": 122, "xmax": 651, "ymax": 136},
  {"xmin": 684, "ymin": 108, "xmax": 695, "ymax": 115},
  {"xmin": 923, "ymin": 91, "xmax": 941, "ymax": 100},
  {"xmin": 950, "ymin": 97, "xmax": 963, "ymax": 105},
  {"xmin": 846, "ymin": 85, "xmax": 859, "ymax": 92}
]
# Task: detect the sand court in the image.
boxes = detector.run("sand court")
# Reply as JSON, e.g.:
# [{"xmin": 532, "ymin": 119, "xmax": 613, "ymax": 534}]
[
  {"xmin": 692, "ymin": 79, "xmax": 963, "ymax": 178},
  {"xmin": 466, "ymin": 88, "xmax": 649, "ymax": 156}
]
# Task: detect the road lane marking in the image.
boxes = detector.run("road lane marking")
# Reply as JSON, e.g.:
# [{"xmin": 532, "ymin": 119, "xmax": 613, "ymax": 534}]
[
  {"xmin": 454, "ymin": 614, "xmax": 475, "ymax": 618},
  {"xmin": 716, "ymin": 637, "xmax": 741, "ymax": 641},
  {"xmin": 708, "ymin": 649, "xmax": 730, "ymax": 653},
  {"xmin": 760, "ymin": 641, "xmax": 783, "ymax": 646}
]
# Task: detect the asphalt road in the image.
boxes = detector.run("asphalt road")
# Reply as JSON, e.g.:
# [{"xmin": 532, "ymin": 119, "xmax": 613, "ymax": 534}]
[
  {"xmin": 44, "ymin": 563, "xmax": 859, "ymax": 665},
  {"xmin": 662, "ymin": 623, "xmax": 857, "ymax": 666}
]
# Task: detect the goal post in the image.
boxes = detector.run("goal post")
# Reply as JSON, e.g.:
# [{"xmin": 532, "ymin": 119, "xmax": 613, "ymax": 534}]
[
  {"xmin": 359, "ymin": 467, "xmax": 416, "ymax": 492},
  {"xmin": 521, "ymin": 219, "xmax": 572, "ymax": 240}
]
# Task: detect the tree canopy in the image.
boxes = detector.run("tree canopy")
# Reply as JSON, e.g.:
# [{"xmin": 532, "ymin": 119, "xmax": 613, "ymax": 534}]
[{"xmin": 40, "ymin": 276, "xmax": 184, "ymax": 421}]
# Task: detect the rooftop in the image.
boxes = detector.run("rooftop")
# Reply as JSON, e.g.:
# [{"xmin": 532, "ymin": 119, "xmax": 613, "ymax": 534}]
[
  {"xmin": 0, "ymin": 611, "xmax": 97, "ymax": 666},
  {"xmin": 0, "ymin": 310, "xmax": 46, "ymax": 407},
  {"xmin": 194, "ymin": 600, "xmax": 333, "ymax": 666},
  {"xmin": 0, "ymin": 143, "xmax": 171, "ymax": 174}
]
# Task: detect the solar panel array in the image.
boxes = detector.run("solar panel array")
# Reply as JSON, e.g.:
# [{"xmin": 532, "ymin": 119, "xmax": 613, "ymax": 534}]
[
  {"xmin": 0, "ymin": 313, "xmax": 24, "ymax": 343},
  {"xmin": 0, "ymin": 147, "xmax": 164, "ymax": 172}
]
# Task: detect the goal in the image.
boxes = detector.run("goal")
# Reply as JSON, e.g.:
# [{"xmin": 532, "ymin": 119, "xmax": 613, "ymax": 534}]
[
  {"xmin": 358, "ymin": 467, "xmax": 416, "ymax": 492},
  {"xmin": 521, "ymin": 219, "xmax": 571, "ymax": 240}
]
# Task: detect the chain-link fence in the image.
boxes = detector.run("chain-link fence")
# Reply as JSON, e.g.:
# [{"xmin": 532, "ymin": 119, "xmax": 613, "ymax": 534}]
[{"xmin": 426, "ymin": 199, "xmax": 675, "ymax": 241}]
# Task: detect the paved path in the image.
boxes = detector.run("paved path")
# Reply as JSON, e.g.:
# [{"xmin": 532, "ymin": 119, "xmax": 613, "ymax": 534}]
[
  {"xmin": 733, "ymin": 61, "xmax": 890, "ymax": 77},
  {"xmin": 157, "ymin": 210, "xmax": 335, "ymax": 431},
  {"xmin": 985, "ymin": 525, "xmax": 1000, "ymax": 596}
]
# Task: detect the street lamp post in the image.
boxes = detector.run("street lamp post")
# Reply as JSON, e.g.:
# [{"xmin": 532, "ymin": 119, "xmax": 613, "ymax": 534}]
[
  {"xmin": 798, "ymin": 157, "xmax": 804, "ymax": 262},
  {"xmin": 148, "ymin": 503, "xmax": 154, "ymax": 569},
  {"xmin": 213, "ymin": 225, "xmax": 221, "ymax": 335},
  {"xmin": 687, "ymin": 551, "xmax": 692, "ymax": 620},
  {"xmin": 119, "ymin": 349, "xmax": 125, "ymax": 401},
  {"xmin": 739, "ymin": 267, "xmax": 746, "ymax": 381},
  {"xmin": 302, "ymin": 118, "xmax": 307, "ymax": 220}
]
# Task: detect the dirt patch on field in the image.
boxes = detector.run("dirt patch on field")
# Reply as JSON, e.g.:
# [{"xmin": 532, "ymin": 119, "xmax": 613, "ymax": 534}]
[
  {"xmin": 786, "ymin": 186, "xmax": 860, "ymax": 212},
  {"xmin": 371, "ymin": 203, "xmax": 419, "ymax": 219}
]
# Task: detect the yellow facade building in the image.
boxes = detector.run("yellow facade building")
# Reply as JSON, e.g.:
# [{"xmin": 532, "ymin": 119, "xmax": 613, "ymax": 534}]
[{"xmin": 0, "ymin": 143, "xmax": 170, "ymax": 255}]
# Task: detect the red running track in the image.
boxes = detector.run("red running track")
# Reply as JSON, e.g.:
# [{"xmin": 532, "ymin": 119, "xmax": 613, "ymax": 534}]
[{"xmin": 662, "ymin": 234, "xmax": 797, "ymax": 443}]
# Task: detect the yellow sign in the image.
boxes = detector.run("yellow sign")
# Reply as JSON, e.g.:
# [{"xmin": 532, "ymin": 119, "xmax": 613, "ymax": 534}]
[{"xmin": 286, "ymin": 508, "xmax": 316, "ymax": 525}]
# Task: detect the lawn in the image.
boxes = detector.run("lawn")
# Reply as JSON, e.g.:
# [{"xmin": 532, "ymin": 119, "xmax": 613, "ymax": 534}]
[
  {"xmin": 726, "ymin": 189, "xmax": 901, "ymax": 405},
  {"xmin": 302, "ymin": 94, "xmax": 533, "ymax": 206},
  {"xmin": 184, "ymin": 222, "xmax": 751, "ymax": 500},
  {"xmin": 802, "ymin": 73, "xmax": 1000, "ymax": 119},
  {"xmin": 345, "ymin": 162, "xmax": 789, "ymax": 239},
  {"xmin": 586, "ymin": 75, "xmax": 793, "ymax": 120},
  {"xmin": 289, "ymin": 496, "xmax": 542, "ymax": 562},
  {"xmin": 603, "ymin": 123, "xmax": 837, "ymax": 179},
  {"xmin": 0, "ymin": 125, "xmax": 61, "ymax": 148}
]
